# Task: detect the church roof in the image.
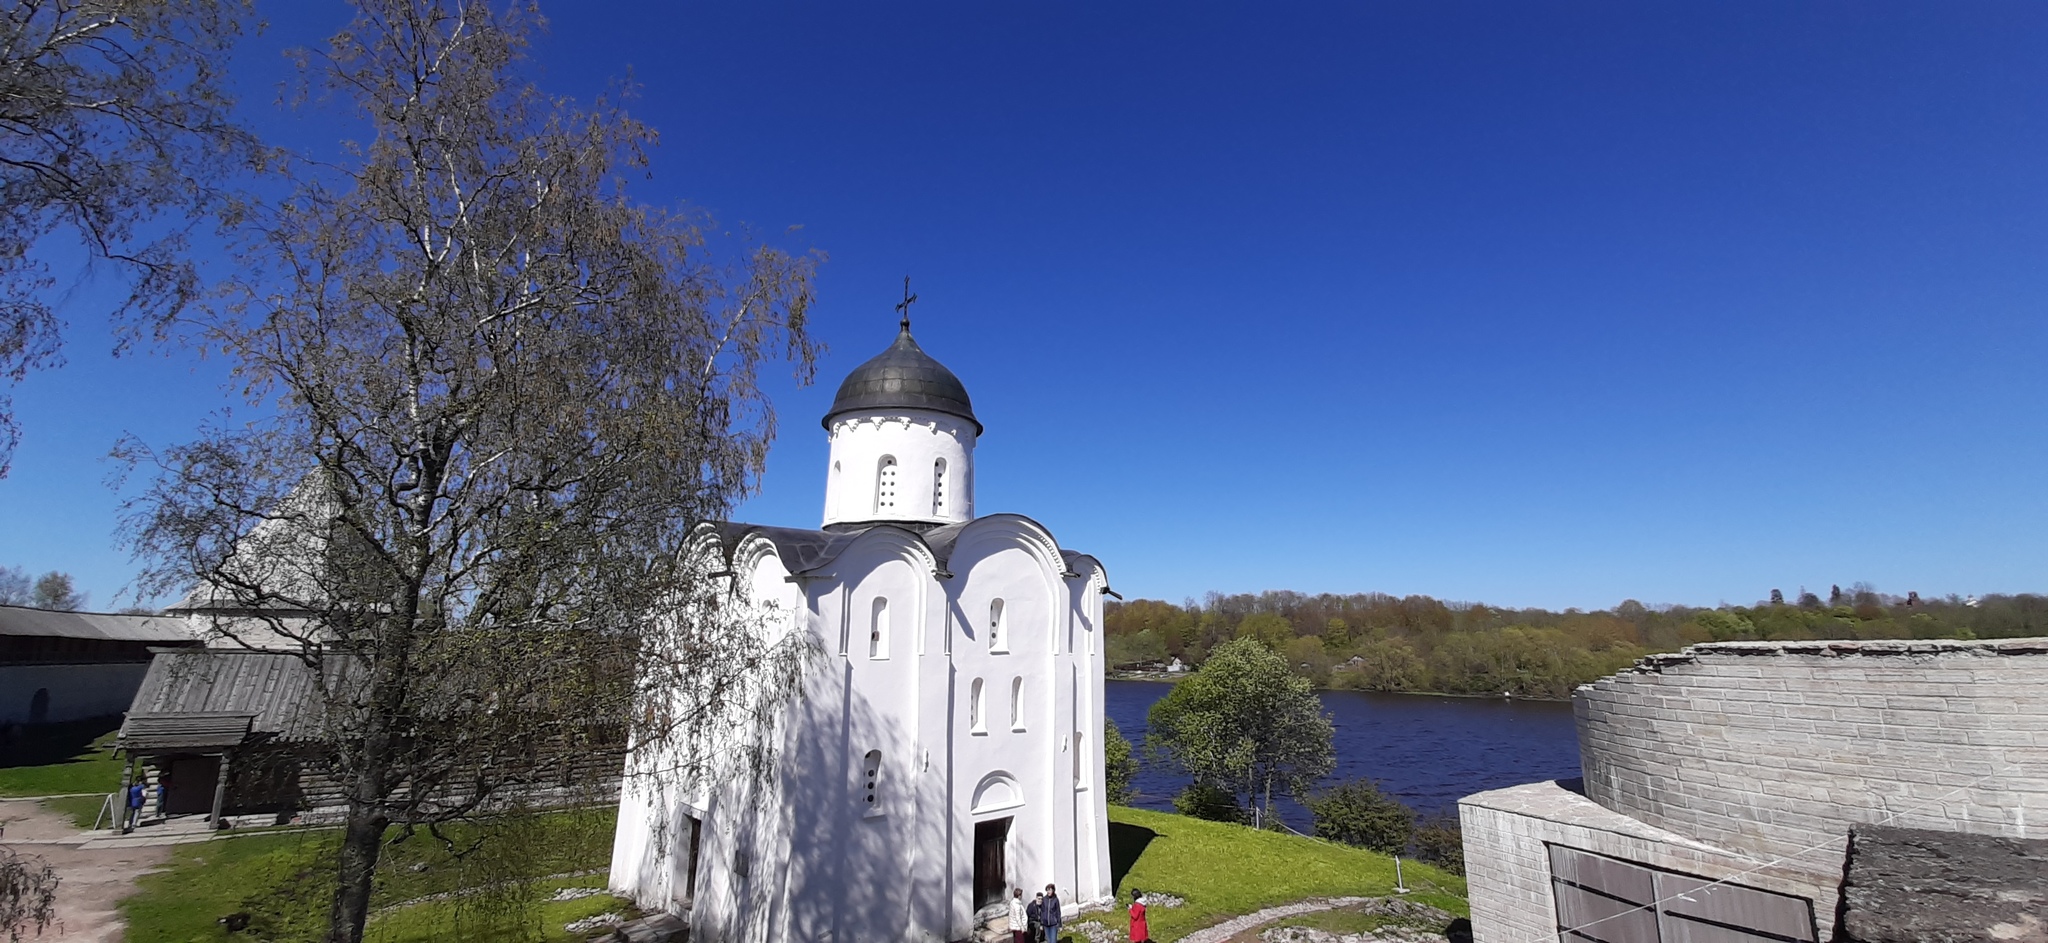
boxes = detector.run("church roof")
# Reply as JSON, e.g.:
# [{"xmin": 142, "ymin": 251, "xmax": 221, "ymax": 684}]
[
  {"xmin": 822, "ymin": 327, "xmax": 981, "ymax": 434},
  {"xmin": 708, "ymin": 516, "xmax": 1104, "ymax": 586}
]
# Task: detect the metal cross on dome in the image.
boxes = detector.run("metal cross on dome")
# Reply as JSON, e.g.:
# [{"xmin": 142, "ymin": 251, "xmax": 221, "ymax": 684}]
[{"xmin": 896, "ymin": 276, "xmax": 918, "ymax": 331}]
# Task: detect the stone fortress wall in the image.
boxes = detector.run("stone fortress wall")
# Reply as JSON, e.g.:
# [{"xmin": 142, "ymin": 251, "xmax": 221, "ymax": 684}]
[
  {"xmin": 1462, "ymin": 637, "xmax": 2048, "ymax": 943},
  {"xmin": 1579, "ymin": 638, "xmax": 2048, "ymax": 867}
]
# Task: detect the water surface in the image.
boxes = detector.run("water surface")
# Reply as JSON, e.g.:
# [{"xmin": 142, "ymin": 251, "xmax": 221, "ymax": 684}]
[{"xmin": 1105, "ymin": 680, "xmax": 1581, "ymax": 829}]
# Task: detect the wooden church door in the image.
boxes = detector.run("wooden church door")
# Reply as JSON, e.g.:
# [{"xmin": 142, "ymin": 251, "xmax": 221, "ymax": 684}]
[{"xmin": 973, "ymin": 817, "xmax": 1011, "ymax": 912}]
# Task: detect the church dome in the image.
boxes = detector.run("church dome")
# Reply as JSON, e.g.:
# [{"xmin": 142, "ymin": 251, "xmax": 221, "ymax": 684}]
[{"xmin": 822, "ymin": 327, "xmax": 982, "ymax": 434}]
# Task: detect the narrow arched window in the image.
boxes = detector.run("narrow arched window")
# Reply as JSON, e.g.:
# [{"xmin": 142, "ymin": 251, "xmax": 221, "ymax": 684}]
[
  {"xmin": 1010, "ymin": 677, "xmax": 1024, "ymax": 731},
  {"xmin": 989, "ymin": 598, "xmax": 1006, "ymax": 653},
  {"xmin": 970, "ymin": 678, "xmax": 986, "ymax": 734},
  {"xmin": 870, "ymin": 597, "xmax": 889, "ymax": 659},
  {"xmin": 875, "ymin": 456, "xmax": 898, "ymax": 512},
  {"xmin": 1074, "ymin": 730, "xmax": 1086, "ymax": 786},
  {"xmin": 862, "ymin": 749, "xmax": 883, "ymax": 815},
  {"xmin": 932, "ymin": 458, "xmax": 947, "ymax": 515}
]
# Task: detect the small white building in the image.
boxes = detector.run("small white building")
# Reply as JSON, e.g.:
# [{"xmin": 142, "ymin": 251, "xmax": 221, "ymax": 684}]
[{"xmin": 610, "ymin": 314, "xmax": 1114, "ymax": 942}]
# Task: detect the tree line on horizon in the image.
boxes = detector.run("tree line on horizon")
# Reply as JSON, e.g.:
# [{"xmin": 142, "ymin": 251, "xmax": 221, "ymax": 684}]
[{"xmin": 1104, "ymin": 585, "xmax": 2048, "ymax": 699}]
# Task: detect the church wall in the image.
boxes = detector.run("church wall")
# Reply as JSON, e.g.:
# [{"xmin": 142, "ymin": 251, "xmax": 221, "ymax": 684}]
[
  {"xmin": 614, "ymin": 525, "xmax": 1113, "ymax": 942},
  {"xmin": 772, "ymin": 539, "xmax": 933, "ymax": 943},
  {"xmin": 946, "ymin": 531, "xmax": 1081, "ymax": 925},
  {"xmin": 1067, "ymin": 573, "xmax": 1112, "ymax": 903},
  {"xmin": 611, "ymin": 546, "xmax": 811, "ymax": 939},
  {"xmin": 822, "ymin": 411, "xmax": 977, "ymax": 527}
]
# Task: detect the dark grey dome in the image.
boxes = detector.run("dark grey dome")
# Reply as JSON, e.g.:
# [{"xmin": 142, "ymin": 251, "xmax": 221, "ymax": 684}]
[{"xmin": 822, "ymin": 327, "xmax": 981, "ymax": 433}]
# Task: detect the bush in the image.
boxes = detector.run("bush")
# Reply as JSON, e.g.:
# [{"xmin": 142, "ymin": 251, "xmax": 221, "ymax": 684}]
[
  {"xmin": 1173, "ymin": 784, "xmax": 1247, "ymax": 824},
  {"xmin": 1412, "ymin": 813, "xmax": 1465, "ymax": 876},
  {"xmin": 1104, "ymin": 719, "xmax": 1138, "ymax": 804},
  {"xmin": 1305, "ymin": 780, "xmax": 1413, "ymax": 854}
]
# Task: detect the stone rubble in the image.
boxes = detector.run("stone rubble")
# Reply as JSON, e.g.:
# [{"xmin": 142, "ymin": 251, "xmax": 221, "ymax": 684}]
[
  {"xmin": 1070, "ymin": 921, "xmax": 1123, "ymax": 943},
  {"xmin": 565, "ymin": 912, "xmax": 625, "ymax": 934},
  {"xmin": 1262, "ymin": 927, "xmax": 1447, "ymax": 943}
]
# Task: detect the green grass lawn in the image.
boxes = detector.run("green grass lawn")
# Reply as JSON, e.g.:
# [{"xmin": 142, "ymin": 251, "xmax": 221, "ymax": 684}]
[
  {"xmin": 42, "ymin": 792, "xmax": 116, "ymax": 828},
  {"xmin": 121, "ymin": 803, "xmax": 1462, "ymax": 943},
  {"xmin": 122, "ymin": 807, "xmax": 625, "ymax": 943},
  {"xmin": 1078, "ymin": 805, "xmax": 1466, "ymax": 943},
  {"xmin": 0, "ymin": 721, "xmax": 125, "ymax": 797}
]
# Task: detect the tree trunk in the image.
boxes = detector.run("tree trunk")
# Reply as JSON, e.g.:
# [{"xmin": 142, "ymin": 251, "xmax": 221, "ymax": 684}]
[
  {"xmin": 325, "ymin": 602, "xmax": 416, "ymax": 943},
  {"xmin": 327, "ymin": 797, "xmax": 389, "ymax": 943},
  {"xmin": 1263, "ymin": 777, "xmax": 1273, "ymax": 831}
]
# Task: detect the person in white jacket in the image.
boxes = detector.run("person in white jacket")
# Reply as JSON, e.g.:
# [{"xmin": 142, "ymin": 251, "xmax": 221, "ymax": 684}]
[{"xmin": 1009, "ymin": 888, "xmax": 1029, "ymax": 943}]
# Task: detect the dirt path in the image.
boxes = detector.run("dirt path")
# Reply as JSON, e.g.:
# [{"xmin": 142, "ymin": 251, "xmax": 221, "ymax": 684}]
[{"xmin": 1, "ymin": 799, "xmax": 173, "ymax": 943}]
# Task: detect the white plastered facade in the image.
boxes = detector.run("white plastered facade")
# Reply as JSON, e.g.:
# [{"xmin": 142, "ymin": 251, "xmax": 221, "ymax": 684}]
[{"xmin": 612, "ymin": 346, "xmax": 1111, "ymax": 943}]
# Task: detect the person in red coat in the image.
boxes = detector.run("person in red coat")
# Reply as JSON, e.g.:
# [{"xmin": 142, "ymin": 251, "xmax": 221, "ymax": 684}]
[{"xmin": 1127, "ymin": 888, "xmax": 1150, "ymax": 943}]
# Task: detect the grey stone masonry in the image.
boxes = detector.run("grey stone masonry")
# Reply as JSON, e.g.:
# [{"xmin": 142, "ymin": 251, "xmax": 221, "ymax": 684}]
[
  {"xmin": 1460, "ymin": 637, "xmax": 2048, "ymax": 943},
  {"xmin": 1461, "ymin": 780, "xmax": 1829, "ymax": 943},
  {"xmin": 1577, "ymin": 637, "xmax": 2048, "ymax": 880}
]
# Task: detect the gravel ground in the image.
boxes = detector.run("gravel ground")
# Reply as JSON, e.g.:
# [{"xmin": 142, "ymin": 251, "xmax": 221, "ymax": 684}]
[{"xmin": 0, "ymin": 798, "xmax": 173, "ymax": 942}]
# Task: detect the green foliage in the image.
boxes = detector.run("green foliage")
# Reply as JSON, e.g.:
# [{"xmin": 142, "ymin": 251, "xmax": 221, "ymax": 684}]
[
  {"xmin": 1172, "ymin": 784, "xmax": 1247, "ymax": 824},
  {"xmin": 1068, "ymin": 806, "xmax": 1465, "ymax": 943},
  {"xmin": 1283, "ymin": 636, "xmax": 1336, "ymax": 688},
  {"xmin": 1329, "ymin": 638, "xmax": 1425, "ymax": 693},
  {"xmin": 1147, "ymin": 638, "xmax": 1335, "ymax": 827},
  {"xmin": 1104, "ymin": 719, "xmax": 1138, "ymax": 804},
  {"xmin": 1305, "ymin": 780, "xmax": 1413, "ymax": 854},
  {"xmin": 1108, "ymin": 585, "xmax": 2033, "ymax": 696},
  {"xmin": 1235, "ymin": 612, "xmax": 1294, "ymax": 649},
  {"xmin": 1105, "ymin": 629, "xmax": 1168, "ymax": 668},
  {"xmin": 1412, "ymin": 814, "xmax": 1465, "ymax": 877}
]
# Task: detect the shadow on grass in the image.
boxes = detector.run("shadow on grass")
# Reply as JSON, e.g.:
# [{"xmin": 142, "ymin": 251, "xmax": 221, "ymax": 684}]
[
  {"xmin": 0, "ymin": 716, "xmax": 122, "ymax": 768},
  {"xmin": 1108, "ymin": 821, "xmax": 1156, "ymax": 893}
]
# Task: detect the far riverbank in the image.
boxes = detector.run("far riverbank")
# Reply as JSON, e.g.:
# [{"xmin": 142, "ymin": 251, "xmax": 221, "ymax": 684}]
[{"xmin": 1104, "ymin": 668, "xmax": 1573, "ymax": 703}]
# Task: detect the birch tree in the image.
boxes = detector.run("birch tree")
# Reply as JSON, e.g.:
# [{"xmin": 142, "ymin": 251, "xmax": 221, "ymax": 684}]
[
  {"xmin": 119, "ymin": 3, "xmax": 821, "ymax": 941},
  {"xmin": 0, "ymin": 0, "xmax": 255, "ymax": 474}
]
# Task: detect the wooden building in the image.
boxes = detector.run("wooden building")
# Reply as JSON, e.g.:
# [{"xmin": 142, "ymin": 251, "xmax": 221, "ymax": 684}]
[{"xmin": 116, "ymin": 648, "xmax": 329, "ymax": 825}]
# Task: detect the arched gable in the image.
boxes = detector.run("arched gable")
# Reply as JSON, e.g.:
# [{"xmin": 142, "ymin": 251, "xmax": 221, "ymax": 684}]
[
  {"xmin": 946, "ymin": 516, "xmax": 1068, "ymax": 654},
  {"xmin": 970, "ymin": 770, "xmax": 1024, "ymax": 815},
  {"xmin": 817, "ymin": 525, "xmax": 944, "ymax": 583},
  {"xmin": 947, "ymin": 514, "xmax": 1071, "ymax": 580}
]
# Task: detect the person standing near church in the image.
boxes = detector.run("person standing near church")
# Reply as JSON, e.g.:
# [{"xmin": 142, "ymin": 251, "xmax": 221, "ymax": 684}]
[
  {"xmin": 1041, "ymin": 884, "xmax": 1064, "ymax": 942},
  {"xmin": 1010, "ymin": 888, "xmax": 1029, "ymax": 943},
  {"xmin": 1027, "ymin": 891, "xmax": 1045, "ymax": 942},
  {"xmin": 123, "ymin": 781, "xmax": 145, "ymax": 833},
  {"xmin": 1127, "ymin": 888, "xmax": 1149, "ymax": 942}
]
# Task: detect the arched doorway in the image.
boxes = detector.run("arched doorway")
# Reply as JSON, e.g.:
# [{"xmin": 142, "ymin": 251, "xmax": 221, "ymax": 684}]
[
  {"xmin": 27, "ymin": 688, "xmax": 49, "ymax": 724},
  {"xmin": 970, "ymin": 771, "xmax": 1024, "ymax": 918},
  {"xmin": 973, "ymin": 817, "xmax": 1011, "ymax": 913}
]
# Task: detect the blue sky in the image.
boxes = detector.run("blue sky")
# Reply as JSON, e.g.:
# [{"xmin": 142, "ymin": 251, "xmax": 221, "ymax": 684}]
[{"xmin": 3, "ymin": 1, "xmax": 2046, "ymax": 611}]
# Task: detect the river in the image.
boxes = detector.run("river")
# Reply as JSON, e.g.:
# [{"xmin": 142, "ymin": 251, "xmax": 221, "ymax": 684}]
[{"xmin": 1104, "ymin": 680, "xmax": 1581, "ymax": 829}]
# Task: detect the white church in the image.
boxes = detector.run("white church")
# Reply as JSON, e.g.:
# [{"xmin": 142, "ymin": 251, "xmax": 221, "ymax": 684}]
[{"xmin": 609, "ymin": 301, "xmax": 1115, "ymax": 942}]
